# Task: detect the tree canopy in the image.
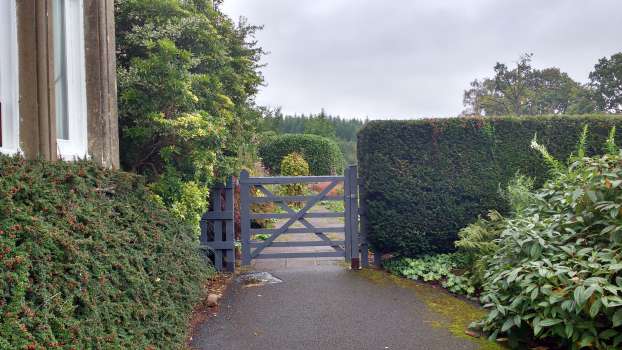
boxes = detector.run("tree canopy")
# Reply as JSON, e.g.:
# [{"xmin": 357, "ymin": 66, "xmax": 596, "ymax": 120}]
[
  {"xmin": 462, "ymin": 54, "xmax": 595, "ymax": 116},
  {"xmin": 590, "ymin": 52, "xmax": 622, "ymax": 113},
  {"xmin": 115, "ymin": 0, "xmax": 264, "ymax": 226}
]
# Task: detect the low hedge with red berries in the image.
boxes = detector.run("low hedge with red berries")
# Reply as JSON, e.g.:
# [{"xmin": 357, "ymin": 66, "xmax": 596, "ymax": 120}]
[{"xmin": 0, "ymin": 155, "xmax": 212, "ymax": 349}]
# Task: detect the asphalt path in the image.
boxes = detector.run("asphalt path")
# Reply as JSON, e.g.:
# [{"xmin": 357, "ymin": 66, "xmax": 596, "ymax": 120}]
[{"xmin": 190, "ymin": 263, "xmax": 481, "ymax": 350}]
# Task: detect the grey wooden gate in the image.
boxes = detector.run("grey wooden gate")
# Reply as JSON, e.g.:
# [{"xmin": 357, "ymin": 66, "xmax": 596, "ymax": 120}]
[
  {"xmin": 200, "ymin": 178, "xmax": 236, "ymax": 272},
  {"xmin": 240, "ymin": 165, "xmax": 363, "ymax": 268}
]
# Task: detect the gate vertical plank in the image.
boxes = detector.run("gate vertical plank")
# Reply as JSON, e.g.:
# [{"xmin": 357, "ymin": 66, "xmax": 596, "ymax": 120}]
[
  {"xmin": 344, "ymin": 170, "xmax": 352, "ymax": 262},
  {"xmin": 348, "ymin": 165, "xmax": 360, "ymax": 269},
  {"xmin": 199, "ymin": 203, "xmax": 209, "ymax": 254},
  {"xmin": 224, "ymin": 177, "xmax": 235, "ymax": 272},
  {"xmin": 240, "ymin": 170, "xmax": 251, "ymax": 265}
]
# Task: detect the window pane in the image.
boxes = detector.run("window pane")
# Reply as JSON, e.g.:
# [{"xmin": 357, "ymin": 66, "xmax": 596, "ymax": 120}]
[
  {"xmin": 0, "ymin": 0, "xmax": 19, "ymax": 151},
  {"xmin": 53, "ymin": 0, "xmax": 69, "ymax": 140}
]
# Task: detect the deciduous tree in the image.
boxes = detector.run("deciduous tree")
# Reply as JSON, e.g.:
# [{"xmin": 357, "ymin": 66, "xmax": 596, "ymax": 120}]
[
  {"xmin": 589, "ymin": 52, "xmax": 622, "ymax": 113},
  {"xmin": 463, "ymin": 54, "xmax": 596, "ymax": 116}
]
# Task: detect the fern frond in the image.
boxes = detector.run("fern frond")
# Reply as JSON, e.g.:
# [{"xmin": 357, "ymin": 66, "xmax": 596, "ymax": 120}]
[
  {"xmin": 576, "ymin": 124, "xmax": 588, "ymax": 159},
  {"xmin": 605, "ymin": 126, "xmax": 617, "ymax": 155},
  {"xmin": 530, "ymin": 133, "xmax": 564, "ymax": 174}
]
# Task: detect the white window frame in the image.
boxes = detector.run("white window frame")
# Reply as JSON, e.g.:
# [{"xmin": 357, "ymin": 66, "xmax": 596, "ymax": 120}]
[
  {"xmin": 55, "ymin": 0, "xmax": 88, "ymax": 160},
  {"xmin": 0, "ymin": 0, "xmax": 20, "ymax": 155}
]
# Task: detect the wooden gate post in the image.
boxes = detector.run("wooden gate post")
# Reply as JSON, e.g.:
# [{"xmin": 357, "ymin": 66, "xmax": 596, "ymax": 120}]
[
  {"xmin": 346, "ymin": 165, "xmax": 360, "ymax": 269},
  {"xmin": 240, "ymin": 170, "xmax": 252, "ymax": 266},
  {"xmin": 344, "ymin": 168, "xmax": 352, "ymax": 263}
]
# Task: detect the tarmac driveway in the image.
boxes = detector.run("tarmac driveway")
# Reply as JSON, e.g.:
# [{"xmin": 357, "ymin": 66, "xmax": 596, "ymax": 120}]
[{"xmin": 189, "ymin": 262, "xmax": 496, "ymax": 350}]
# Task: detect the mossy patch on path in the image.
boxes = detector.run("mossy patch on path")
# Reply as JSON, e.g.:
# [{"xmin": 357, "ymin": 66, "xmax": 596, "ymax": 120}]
[{"xmin": 358, "ymin": 269, "xmax": 504, "ymax": 350}]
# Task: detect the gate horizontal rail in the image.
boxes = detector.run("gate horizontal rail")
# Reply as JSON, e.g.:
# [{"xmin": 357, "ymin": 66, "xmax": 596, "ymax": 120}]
[
  {"xmin": 240, "ymin": 175, "xmax": 344, "ymax": 184},
  {"xmin": 251, "ymin": 227, "xmax": 345, "ymax": 235},
  {"xmin": 249, "ymin": 241, "xmax": 346, "ymax": 248},
  {"xmin": 250, "ymin": 212, "xmax": 344, "ymax": 219},
  {"xmin": 251, "ymin": 195, "xmax": 343, "ymax": 203},
  {"xmin": 255, "ymin": 252, "xmax": 345, "ymax": 259}
]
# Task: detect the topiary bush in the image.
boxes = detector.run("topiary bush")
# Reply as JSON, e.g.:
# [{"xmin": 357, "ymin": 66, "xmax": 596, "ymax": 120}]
[
  {"xmin": 280, "ymin": 152, "xmax": 310, "ymax": 177},
  {"xmin": 0, "ymin": 155, "xmax": 212, "ymax": 349},
  {"xmin": 280, "ymin": 152, "xmax": 310, "ymax": 201},
  {"xmin": 357, "ymin": 115, "xmax": 622, "ymax": 256},
  {"xmin": 476, "ymin": 137, "xmax": 622, "ymax": 349},
  {"xmin": 258, "ymin": 134, "xmax": 345, "ymax": 175}
]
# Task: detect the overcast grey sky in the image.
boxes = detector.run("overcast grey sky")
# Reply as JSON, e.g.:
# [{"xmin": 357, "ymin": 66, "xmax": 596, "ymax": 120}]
[{"xmin": 222, "ymin": 0, "xmax": 622, "ymax": 119}]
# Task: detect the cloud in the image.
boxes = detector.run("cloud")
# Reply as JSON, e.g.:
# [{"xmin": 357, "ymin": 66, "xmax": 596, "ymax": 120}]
[{"xmin": 222, "ymin": 0, "xmax": 622, "ymax": 119}]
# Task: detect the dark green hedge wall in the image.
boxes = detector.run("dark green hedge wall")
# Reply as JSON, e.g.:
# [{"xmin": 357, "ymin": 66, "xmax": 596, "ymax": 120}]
[
  {"xmin": 0, "ymin": 156, "xmax": 211, "ymax": 349},
  {"xmin": 358, "ymin": 115, "xmax": 622, "ymax": 256},
  {"xmin": 259, "ymin": 134, "xmax": 345, "ymax": 175}
]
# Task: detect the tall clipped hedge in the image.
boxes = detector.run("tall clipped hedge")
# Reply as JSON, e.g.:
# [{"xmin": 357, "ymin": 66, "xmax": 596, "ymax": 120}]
[
  {"xmin": 358, "ymin": 115, "xmax": 622, "ymax": 256},
  {"xmin": 0, "ymin": 156, "xmax": 211, "ymax": 349},
  {"xmin": 258, "ymin": 134, "xmax": 345, "ymax": 175}
]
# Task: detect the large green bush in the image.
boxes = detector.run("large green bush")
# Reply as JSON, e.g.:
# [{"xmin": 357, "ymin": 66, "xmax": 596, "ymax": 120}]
[
  {"xmin": 476, "ymin": 141, "xmax": 622, "ymax": 349},
  {"xmin": 358, "ymin": 115, "xmax": 622, "ymax": 256},
  {"xmin": 259, "ymin": 134, "xmax": 345, "ymax": 175},
  {"xmin": 0, "ymin": 156, "xmax": 211, "ymax": 349},
  {"xmin": 116, "ymin": 0, "xmax": 264, "ymax": 230}
]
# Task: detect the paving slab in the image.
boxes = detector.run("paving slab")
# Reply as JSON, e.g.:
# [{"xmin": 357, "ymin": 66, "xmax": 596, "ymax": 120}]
[{"xmin": 190, "ymin": 264, "xmax": 487, "ymax": 350}]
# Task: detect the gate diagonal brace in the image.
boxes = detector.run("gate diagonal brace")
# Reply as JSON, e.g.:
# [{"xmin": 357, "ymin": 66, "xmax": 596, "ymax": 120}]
[
  {"xmin": 251, "ymin": 181, "xmax": 339, "ymax": 258},
  {"xmin": 255, "ymin": 185, "xmax": 344, "ymax": 253}
]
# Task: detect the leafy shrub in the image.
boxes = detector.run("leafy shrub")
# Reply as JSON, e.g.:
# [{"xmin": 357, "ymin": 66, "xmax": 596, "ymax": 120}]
[
  {"xmin": 455, "ymin": 210, "xmax": 505, "ymax": 287},
  {"xmin": 476, "ymin": 137, "xmax": 622, "ymax": 349},
  {"xmin": 455, "ymin": 174, "xmax": 537, "ymax": 286},
  {"xmin": 358, "ymin": 115, "xmax": 622, "ymax": 256},
  {"xmin": 116, "ymin": 0, "xmax": 265, "ymax": 230},
  {"xmin": 0, "ymin": 156, "xmax": 212, "ymax": 349},
  {"xmin": 443, "ymin": 274, "xmax": 476, "ymax": 296},
  {"xmin": 385, "ymin": 253, "xmax": 476, "ymax": 296},
  {"xmin": 281, "ymin": 152, "xmax": 310, "ymax": 177},
  {"xmin": 259, "ymin": 134, "xmax": 345, "ymax": 175},
  {"xmin": 280, "ymin": 152, "xmax": 310, "ymax": 201}
]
